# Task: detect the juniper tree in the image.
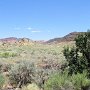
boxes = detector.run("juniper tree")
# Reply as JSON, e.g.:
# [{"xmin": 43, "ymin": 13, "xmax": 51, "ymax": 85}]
[{"xmin": 63, "ymin": 31, "xmax": 90, "ymax": 75}]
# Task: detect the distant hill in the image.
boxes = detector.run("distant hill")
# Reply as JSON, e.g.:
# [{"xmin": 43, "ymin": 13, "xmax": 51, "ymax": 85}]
[
  {"xmin": 0, "ymin": 37, "xmax": 34, "ymax": 45},
  {"xmin": 0, "ymin": 37, "xmax": 18, "ymax": 43},
  {"xmin": 0, "ymin": 32, "xmax": 85, "ymax": 45},
  {"xmin": 0, "ymin": 37, "xmax": 46, "ymax": 44},
  {"xmin": 46, "ymin": 32, "xmax": 84, "ymax": 44}
]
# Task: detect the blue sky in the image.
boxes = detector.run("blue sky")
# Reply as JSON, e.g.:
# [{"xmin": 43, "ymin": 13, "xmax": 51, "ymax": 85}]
[{"xmin": 0, "ymin": 0, "xmax": 90, "ymax": 40}]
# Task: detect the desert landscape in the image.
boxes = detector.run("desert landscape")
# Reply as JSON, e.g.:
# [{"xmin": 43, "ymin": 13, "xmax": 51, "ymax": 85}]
[
  {"xmin": 0, "ymin": 32, "xmax": 76, "ymax": 90},
  {"xmin": 0, "ymin": 31, "xmax": 90, "ymax": 90},
  {"xmin": 0, "ymin": 0, "xmax": 90, "ymax": 90}
]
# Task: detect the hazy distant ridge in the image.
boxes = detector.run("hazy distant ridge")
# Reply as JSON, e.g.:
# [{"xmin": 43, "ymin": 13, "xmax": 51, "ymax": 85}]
[
  {"xmin": 0, "ymin": 32, "xmax": 85, "ymax": 44},
  {"xmin": 46, "ymin": 32, "xmax": 84, "ymax": 43}
]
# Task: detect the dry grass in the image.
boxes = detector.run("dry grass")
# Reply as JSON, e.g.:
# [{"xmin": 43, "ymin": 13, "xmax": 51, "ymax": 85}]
[{"xmin": 0, "ymin": 41, "xmax": 75, "ymax": 65}]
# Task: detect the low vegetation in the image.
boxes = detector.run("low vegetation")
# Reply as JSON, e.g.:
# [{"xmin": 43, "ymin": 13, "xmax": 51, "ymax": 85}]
[
  {"xmin": 0, "ymin": 74, "xmax": 5, "ymax": 88},
  {"xmin": 0, "ymin": 31, "xmax": 90, "ymax": 90},
  {"xmin": 9, "ymin": 61, "xmax": 35, "ymax": 88},
  {"xmin": 44, "ymin": 71, "xmax": 90, "ymax": 90}
]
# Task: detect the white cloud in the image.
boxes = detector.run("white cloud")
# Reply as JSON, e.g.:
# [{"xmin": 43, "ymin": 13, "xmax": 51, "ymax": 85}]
[
  {"xmin": 26, "ymin": 27, "xmax": 32, "ymax": 30},
  {"xmin": 31, "ymin": 30, "xmax": 42, "ymax": 33}
]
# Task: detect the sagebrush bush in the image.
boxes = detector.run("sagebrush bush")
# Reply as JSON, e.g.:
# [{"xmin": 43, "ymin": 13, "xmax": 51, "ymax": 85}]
[
  {"xmin": 0, "ymin": 62, "xmax": 11, "ymax": 72},
  {"xmin": 35, "ymin": 68, "xmax": 50, "ymax": 89},
  {"xmin": 21, "ymin": 83, "xmax": 40, "ymax": 90},
  {"xmin": 9, "ymin": 61, "xmax": 35, "ymax": 88}
]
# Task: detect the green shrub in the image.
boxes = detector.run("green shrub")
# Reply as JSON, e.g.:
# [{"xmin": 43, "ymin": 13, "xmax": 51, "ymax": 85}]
[
  {"xmin": 0, "ymin": 74, "xmax": 5, "ymax": 88},
  {"xmin": 0, "ymin": 52, "xmax": 17, "ymax": 58},
  {"xmin": 44, "ymin": 72, "xmax": 74, "ymax": 90},
  {"xmin": 71, "ymin": 71, "xmax": 90, "ymax": 90},
  {"xmin": 44, "ymin": 71, "xmax": 90, "ymax": 90},
  {"xmin": 1, "ymin": 52, "xmax": 10, "ymax": 58}
]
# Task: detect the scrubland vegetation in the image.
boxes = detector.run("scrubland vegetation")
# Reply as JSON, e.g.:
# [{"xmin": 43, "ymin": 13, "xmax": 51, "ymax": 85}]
[{"xmin": 0, "ymin": 31, "xmax": 90, "ymax": 90}]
